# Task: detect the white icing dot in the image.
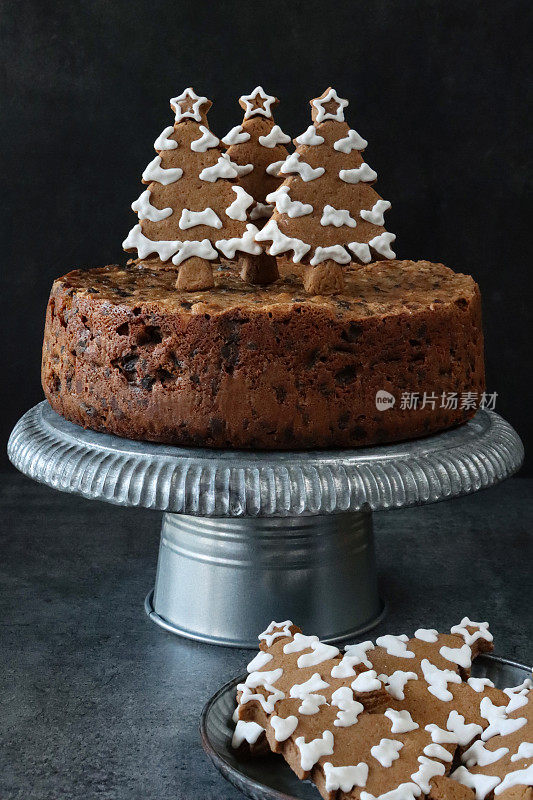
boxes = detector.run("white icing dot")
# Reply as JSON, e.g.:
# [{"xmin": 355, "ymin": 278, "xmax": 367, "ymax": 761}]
[
  {"xmin": 258, "ymin": 620, "xmax": 293, "ymax": 646},
  {"xmin": 323, "ymin": 762, "xmax": 368, "ymax": 792},
  {"xmin": 216, "ymin": 223, "xmax": 262, "ymax": 259},
  {"xmin": 170, "ymin": 87, "xmax": 209, "ymax": 123},
  {"xmin": 142, "ymin": 155, "xmax": 183, "ymax": 185},
  {"xmin": 426, "ymin": 710, "xmax": 482, "ymax": 747},
  {"xmin": 122, "ymin": 224, "xmax": 180, "ymax": 261},
  {"xmin": 320, "ymin": 205, "xmax": 357, "ymax": 228},
  {"xmin": 411, "ymin": 756, "xmax": 446, "ymax": 794},
  {"xmin": 450, "ymin": 617, "xmax": 494, "ymax": 647},
  {"xmin": 330, "ymin": 686, "xmax": 364, "ymax": 727},
  {"xmin": 295, "ymin": 126, "xmax": 324, "ymax": 146},
  {"xmin": 339, "ymin": 163, "xmax": 377, "ymax": 184},
  {"xmin": 361, "ymin": 782, "xmax": 422, "ymax": 800},
  {"xmin": 334, "ymin": 128, "xmax": 368, "ymax": 153},
  {"xmin": 221, "ymin": 125, "xmax": 251, "ymax": 146},
  {"xmin": 423, "ymin": 743, "xmax": 453, "ymax": 762},
  {"xmin": 369, "ymin": 232, "xmax": 396, "ymax": 259},
  {"xmin": 347, "ymin": 241, "xmax": 372, "ymax": 264},
  {"xmin": 171, "ymin": 239, "xmax": 219, "ymax": 266},
  {"xmin": 266, "ymin": 186, "xmax": 313, "ymax": 218},
  {"xmin": 376, "ymin": 634, "xmax": 415, "ymax": 659},
  {"xmin": 232, "ymin": 719, "xmax": 264, "ymax": 748},
  {"xmin": 258, "ymin": 125, "xmax": 291, "ymax": 148},
  {"xmin": 190, "ymin": 125, "xmax": 219, "ymax": 153},
  {"xmin": 384, "ymin": 708, "xmax": 419, "ymax": 734},
  {"xmin": 225, "ymin": 186, "xmax": 254, "ymax": 222},
  {"xmin": 295, "ymin": 730, "xmax": 334, "ymax": 771},
  {"xmin": 480, "ymin": 696, "xmax": 527, "ymax": 741},
  {"xmin": 153, "ymin": 125, "xmax": 178, "ymax": 151},
  {"xmin": 246, "ymin": 651, "xmax": 273, "ymax": 673},
  {"xmin": 371, "ymin": 738, "xmax": 403, "ymax": 767},
  {"xmin": 270, "ymin": 714, "xmax": 298, "ymax": 742},
  {"xmin": 239, "ymin": 86, "xmax": 277, "ymax": 119},
  {"xmin": 331, "ymin": 641, "xmax": 375, "ymax": 678},
  {"xmin": 178, "ymin": 208, "xmax": 222, "ymax": 230},
  {"xmin": 279, "ymin": 153, "xmax": 325, "ymax": 182},
  {"xmin": 468, "ymin": 677, "xmax": 495, "ymax": 693},
  {"xmin": 360, "ymin": 199, "xmax": 392, "ymax": 226},
  {"xmin": 131, "ymin": 189, "xmax": 172, "ymax": 222},
  {"xmin": 255, "ymin": 218, "xmax": 310, "ymax": 263},
  {"xmin": 451, "ymin": 766, "xmax": 501, "ymax": 800},
  {"xmin": 351, "ymin": 670, "xmax": 382, "ymax": 693},
  {"xmin": 379, "ymin": 670, "xmax": 418, "ymax": 701},
  {"xmin": 495, "ymin": 765, "xmax": 533, "ymax": 795},
  {"xmin": 462, "ymin": 740, "xmax": 509, "ymax": 768},
  {"xmin": 312, "ymin": 88, "xmax": 348, "ymax": 123},
  {"xmin": 414, "ymin": 628, "xmax": 439, "ymax": 643},
  {"xmin": 511, "ymin": 741, "xmax": 533, "ymax": 762},
  {"xmin": 309, "ymin": 245, "xmax": 351, "ymax": 267},
  {"xmin": 440, "ymin": 643, "xmax": 472, "ymax": 669}
]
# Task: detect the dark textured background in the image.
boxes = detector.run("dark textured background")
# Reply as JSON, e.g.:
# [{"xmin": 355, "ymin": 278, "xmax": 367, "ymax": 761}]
[{"xmin": 1, "ymin": 0, "xmax": 531, "ymax": 470}]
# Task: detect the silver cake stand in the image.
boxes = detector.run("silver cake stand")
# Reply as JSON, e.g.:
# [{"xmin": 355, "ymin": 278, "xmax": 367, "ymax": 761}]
[{"xmin": 8, "ymin": 402, "xmax": 523, "ymax": 648}]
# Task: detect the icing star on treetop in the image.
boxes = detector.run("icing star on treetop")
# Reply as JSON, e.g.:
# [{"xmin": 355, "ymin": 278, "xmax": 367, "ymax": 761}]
[
  {"xmin": 239, "ymin": 86, "xmax": 279, "ymax": 119},
  {"xmin": 170, "ymin": 87, "xmax": 211, "ymax": 123},
  {"xmin": 311, "ymin": 87, "xmax": 349, "ymax": 124}
]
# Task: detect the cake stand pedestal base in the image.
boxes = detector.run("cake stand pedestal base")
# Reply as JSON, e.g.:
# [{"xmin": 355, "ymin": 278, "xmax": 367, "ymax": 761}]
[{"xmin": 8, "ymin": 403, "xmax": 523, "ymax": 647}]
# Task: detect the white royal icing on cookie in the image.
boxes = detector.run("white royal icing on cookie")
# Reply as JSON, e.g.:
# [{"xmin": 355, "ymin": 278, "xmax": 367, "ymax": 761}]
[
  {"xmin": 279, "ymin": 153, "xmax": 325, "ymax": 182},
  {"xmin": 468, "ymin": 677, "xmax": 495, "ymax": 693},
  {"xmin": 266, "ymin": 186, "xmax": 313, "ymax": 218},
  {"xmin": 190, "ymin": 125, "xmax": 219, "ymax": 152},
  {"xmin": 232, "ymin": 719, "xmax": 264, "ymax": 748},
  {"xmin": 411, "ymin": 756, "xmax": 446, "ymax": 793},
  {"xmin": 225, "ymin": 186, "xmax": 254, "ymax": 221},
  {"xmin": 331, "ymin": 687, "xmax": 364, "ymax": 727},
  {"xmin": 360, "ymin": 199, "xmax": 391, "ymax": 226},
  {"xmin": 312, "ymin": 88, "xmax": 348, "ymax": 123},
  {"xmin": 255, "ymin": 219, "xmax": 310, "ymax": 263},
  {"xmin": 265, "ymin": 159, "xmax": 285, "ymax": 176},
  {"xmin": 334, "ymin": 128, "xmax": 368, "ymax": 153},
  {"xmin": 178, "ymin": 208, "xmax": 222, "ymax": 230},
  {"xmin": 339, "ymin": 163, "xmax": 377, "ymax": 184},
  {"xmin": 283, "ymin": 632, "xmax": 319, "ymax": 653},
  {"xmin": 462, "ymin": 740, "xmax": 509, "ymax": 768},
  {"xmin": 495, "ymin": 765, "xmax": 533, "ymax": 795},
  {"xmin": 295, "ymin": 730, "xmax": 334, "ymax": 771},
  {"xmin": 480, "ymin": 696, "xmax": 527, "ymax": 741},
  {"xmin": 376, "ymin": 635, "xmax": 415, "ymax": 659},
  {"xmin": 511, "ymin": 741, "xmax": 533, "ymax": 762},
  {"xmin": 450, "ymin": 617, "xmax": 494, "ymax": 646},
  {"xmin": 385, "ymin": 708, "xmax": 419, "ymax": 734},
  {"xmin": 171, "ymin": 239, "xmax": 218, "ymax": 266},
  {"xmin": 297, "ymin": 641, "xmax": 340, "ymax": 668},
  {"xmin": 451, "ymin": 766, "xmax": 500, "ymax": 800},
  {"xmin": 199, "ymin": 153, "xmax": 252, "ymax": 182},
  {"xmin": 323, "ymin": 762, "xmax": 368, "ymax": 792},
  {"xmin": 309, "ymin": 245, "xmax": 351, "ymax": 267},
  {"xmin": 368, "ymin": 232, "xmax": 396, "ymax": 258},
  {"xmin": 216, "ymin": 223, "xmax": 261, "ymax": 258},
  {"xmin": 371, "ymin": 738, "xmax": 403, "ymax": 767},
  {"xmin": 290, "ymin": 672, "xmax": 329, "ymax": 715},
  {"xmin": 153, "ymin": 125, "xmax": 178, "ymax": 151},
  {"xmin": 270, "ymin": 714, "xmax": 298, "ymax": 742},
  {"xmin": 258, "ymin": 125, "xmax": 291, "ymax": 148},
  {"xmin": 361, "ymin": 782, "xmax": 422, "ymax": 800},
  {"xmin": 421, "ymin": 659, "xmax": 462, "ymax": 702},
  {"xmin": 240, "ymin": 86, "xmax": 277, "ymax": 119},
  {"xmin": 246, "ymin": 651, "xmax": 273, "ymax": 673},
  {"xmin": 131, "ymin": 189, "xmax": 172, "ymax": 222},
  {"xmin": 320, "ymin": 205, "xmax": 357, "ymax": 228},
  {"xmin": 170, "ymin": 88, "xmax": 208, "ymax": 123},
  {"xmin": 379, "ymin": 670, "xmax": 418, "ymax": 701},
  {"xmin": 295, "ymin": 126, "xmax": 325, "ymax": 146},
  {"xmin": 142, "ymin": 155, "xmax": 183, "ymax": 185},
  {"xmin": 426, "ymin": 710, "xmax": 482, "ymax": 746},
  {"xmin": 122, "ymin": 224, "xmax": 179, "ymax": 261},
  {"xmin": 439, "ymin": 644, "xmax": 472, "ymax": 669},
  {"xmin": 414, "ymin": 628, "xmax": 439, "ymax": 643},
  {"xmin": 504, "ymin": 678, "xmax": 532, "ymax": 713},
  {"xmin": 258, "ymin": 620, "xmax": 293, "ymax": 646},
  {"xmin": 221, "ymin": 125, "xmax": 251, "ymax": 146},
  {"xmin": 351, "ymin": 670, "xmax": 382, "ymax": 693},
  {"xmin": 347, "ymin": 241, "xmax": 372, "ymax": 263},
  {"xmin": 423, "ymin": 743, "xmax": 453, "ymax": 762},
  {"xmin": 244, "ymin": 668, "xmax": 283, "ymax": 689},
  {"xmin": 331, "ymin": 641, "xmax": 375, "ymax": 678}
]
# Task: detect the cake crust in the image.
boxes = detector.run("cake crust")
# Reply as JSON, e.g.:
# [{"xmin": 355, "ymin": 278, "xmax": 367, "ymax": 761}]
[{"xmin": 41, "ymin": 260, "xmax": 485, "ymax": 450}]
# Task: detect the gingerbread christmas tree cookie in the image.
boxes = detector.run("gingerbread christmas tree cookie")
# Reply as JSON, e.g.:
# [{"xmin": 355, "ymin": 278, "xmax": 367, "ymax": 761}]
[
  {"xmin": 256, "ymin": 87, "xmax": 397, "ymax": 294},
  {"xmin": 233, "ymin": 618, "xmax": 532, "ymax": 799},
  {"xmin": 222, "ymin": 86, "xmax": 291, "ymax": 220},
  {"xmin": 122, "ymin": 87, "xmax": 277, "ymax": 290}
]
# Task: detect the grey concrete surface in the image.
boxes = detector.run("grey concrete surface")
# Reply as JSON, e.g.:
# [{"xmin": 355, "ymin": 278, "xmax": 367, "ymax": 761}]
[{"xmin": 1, "ymin": 472, "xmax": 531, "ymax": 800}]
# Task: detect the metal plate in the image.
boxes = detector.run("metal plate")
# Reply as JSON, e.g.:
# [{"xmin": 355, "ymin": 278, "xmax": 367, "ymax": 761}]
[
  {"xmin": 8, "ymin": 402, "xmax": 523, "ymax": 517},
  {"xmin": 200, "ymin": 654, "xmax": 532, "ymax": 800}
]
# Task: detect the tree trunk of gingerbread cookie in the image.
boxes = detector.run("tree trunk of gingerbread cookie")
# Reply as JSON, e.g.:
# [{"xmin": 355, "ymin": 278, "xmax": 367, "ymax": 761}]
[
  {"xmin": 222, "ymin": 87, "xmax": 291, "ymax": 222},
  {"xmin": 256, "ymin": 88, "xmax": 397, "ymax": 295},
  {"xmin": 122, "ymin": 87, "xmax": 266, "ymax": 291}
]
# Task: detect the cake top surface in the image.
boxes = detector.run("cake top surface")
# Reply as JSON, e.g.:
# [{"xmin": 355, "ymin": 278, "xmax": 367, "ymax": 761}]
[{"xmin": 55, "ymin": 260, "xmax": 478, "ymax": 321}]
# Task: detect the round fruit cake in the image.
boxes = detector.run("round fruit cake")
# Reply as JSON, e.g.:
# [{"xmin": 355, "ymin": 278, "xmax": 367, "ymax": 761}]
[{"xmin": 41, "ymin": 259, "xmax": 484, "ymax": 450}]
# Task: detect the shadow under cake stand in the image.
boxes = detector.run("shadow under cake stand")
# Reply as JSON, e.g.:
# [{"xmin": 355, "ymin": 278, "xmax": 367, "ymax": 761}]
[{"xmin": 8, "ymin": 402, "xmax": 523, "ymax": 648}]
